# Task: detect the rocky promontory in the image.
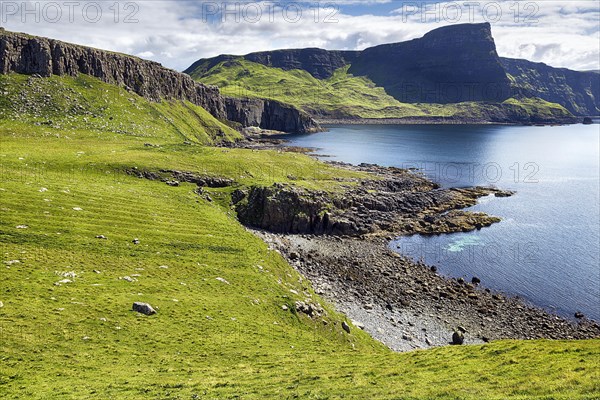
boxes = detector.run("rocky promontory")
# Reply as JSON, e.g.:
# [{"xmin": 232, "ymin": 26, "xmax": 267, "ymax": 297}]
[{"xmin": 235, "ymin": 162, "xmax": 511, "ymax": 236}]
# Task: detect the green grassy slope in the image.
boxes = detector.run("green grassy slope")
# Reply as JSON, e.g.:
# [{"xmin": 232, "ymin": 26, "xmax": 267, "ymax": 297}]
[
  {"xmin": 0, "ymin": 73, "xmax": 598, "ymax": 399},
  {"xmin": 190, "ymin": 59, "xmax": 574, "ymax": 121},
  {"xmin": 0, "ymin": 73, "xmax": 241, "ymax": 145}
]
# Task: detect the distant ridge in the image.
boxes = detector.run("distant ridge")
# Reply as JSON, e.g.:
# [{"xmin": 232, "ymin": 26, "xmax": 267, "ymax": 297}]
[{"xmin": 188, "ymin": 23, "xmax": 599, "ymax": 116}]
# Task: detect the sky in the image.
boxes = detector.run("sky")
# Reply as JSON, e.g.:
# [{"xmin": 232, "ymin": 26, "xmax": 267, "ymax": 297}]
[{"xmin": 1, "ymin": 1, "xmax": 599, "ymax": 72}]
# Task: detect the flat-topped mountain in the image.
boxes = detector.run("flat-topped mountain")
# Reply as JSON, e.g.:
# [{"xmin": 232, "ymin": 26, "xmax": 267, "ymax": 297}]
[{"xmin": 188, "ymin": 23, "xmax": 598, "ymax": 120}]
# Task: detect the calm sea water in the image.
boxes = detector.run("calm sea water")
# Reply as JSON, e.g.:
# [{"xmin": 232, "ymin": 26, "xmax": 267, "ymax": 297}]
[{"xmin": 279, "ymin": 123, "xmax": 600, "ymax": 320}]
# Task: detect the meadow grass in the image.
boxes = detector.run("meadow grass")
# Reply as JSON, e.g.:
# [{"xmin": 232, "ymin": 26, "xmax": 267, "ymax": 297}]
[{"xmin": 0, "ymin": 73, "xmax": 597, "ymax": 399}]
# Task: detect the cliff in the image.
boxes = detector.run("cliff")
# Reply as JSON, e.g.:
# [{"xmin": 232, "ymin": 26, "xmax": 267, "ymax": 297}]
[
  {"xmin": 502, "ymin": 57, "xmax": 600, "ymax": 116},
  {"xmin": 0, "ymin": 30, "xmax": 227, "ymax": 119},
  {"xmin": 225, "ymin": 97, "xmax": 321, "ymax": 134},
  {"xmin": 0, "ymin": 29, "xmax": 321, "ymax": 134},
  {"xmin": 348, "ymin": 23, "xmax": 511, "ymax": 103},
  {"xmin": 190, "ymin": 24, "xmax": 512, "ymax": 104},
  {"xmin": 184, "ymin": 49, "xmax": 359, "ymax": 80}
]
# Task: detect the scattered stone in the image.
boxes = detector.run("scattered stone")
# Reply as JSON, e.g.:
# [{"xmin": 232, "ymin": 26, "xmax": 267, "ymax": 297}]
[
  {"xmin": 402, "ymin": 334, "xmax": 413, "ymax": 341},
  {"xmin": 16, "ymin": 225, "xmax": 29, "ymax": 229},
  {"xmin": 121, "ymin": 276, "xmax": 136, "ymax": 282},
  {"xmin": 364, "ymin": 303, "xmax": 374, "ymax": 310},
  {"xmin": 82, "ymin": 336, "xmax": 91, "ymax": 341},
  {"xmin": 39, "ymin": 187, "xmax": 48, "ymax": 192},
  {"xmin": 54, "ymin": 279, "xmax": 72, "ymax": 286},
  {"xmin": 4, "ymin": 260, "xmax": 20, "ymax": 265},
  {"xmin": 471, "ymin": 276, "xmax": 481, "ymax": 284},
  {"xmin": 95, "ymin": 235, "xmax": 107, "ymax": 239},
  {"xmin": 0, "ymin": 301, "xmax": 3, "ymax": 308},
  {"xmin": 575, "ymin": 312, "xmax": 584, "ymax": 319},
  {"xmin": 289, "ymin": 252, "xmax": 299, "ymax": 260},
  {"xmin": 132, "ymin": 302, "xmax": 156, "ymax": 315},
  {"xmin": 165, "ymin": 180, "xmax": 180, "ymax": 187},
  {"xmin": 341, "ymin": 321, "xmax": 351, "ymax": 333},
  {"xmin": 281, "ymin": 305, "xmax": 289, "ymax": 311},
  {"xmin": 72, "ymin": 207, "xmax": 83, "ymax": 211},
  {"xmin": 132, "ymin": 238, "xmax": 140, "ymax": 244},
  {"xmin": 216, "ymin": 277, "xmax": 230, "ymax": 285},
  {"xmin": 425, "ymin": 337, "xmax": 432, "ymax": 346},
  {"xmin": 158, "ymin": 265, "xmax": 169, "ymax": 269},
  {"xmin": 93, "ymin": 270, "xmax": 101, "ymax": 274}
]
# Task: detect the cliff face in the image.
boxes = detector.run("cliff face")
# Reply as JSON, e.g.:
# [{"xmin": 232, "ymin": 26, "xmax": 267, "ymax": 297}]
[
  {"xmin": 225, "ymin": 97, "xmax": 321, "ymax": 134},
  {"xmin": 244, "ymin": 48, "xmax": 359, "ymax": 80},
  {"xmin": 184, "ymin": 50, "xmax": 359, "ymax": 80},
  {"xmin": 502, "ymin": 58, "xmax": 600, "ymax": 116},
  {"xmin": 0, "ymin": 29, "xmax": 321, "ymax": 133},
  {"xmin": 349, "ymin": 23, "xmax": 511, "ymax": 103},
  {"xmin": 0, "ymin": 30, "xmax": 227, "ymax": 119}
]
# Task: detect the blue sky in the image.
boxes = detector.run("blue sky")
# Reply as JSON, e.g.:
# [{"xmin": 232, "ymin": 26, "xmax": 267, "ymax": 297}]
[{"xmin": 1, "ymin": 1, "xmax": 599, "ymax": 71}]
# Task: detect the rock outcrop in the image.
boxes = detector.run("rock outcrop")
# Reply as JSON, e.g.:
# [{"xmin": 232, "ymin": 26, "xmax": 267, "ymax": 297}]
[
  {"xmin": 225, "ymin": 97, "xmax": 321, "ymax": 134},
  {"xmin": 235, "ymin": 163, "xmax": 511, "ymax": 236},
  {"xmin": 0, "ymin": 29, "xmax": 321, "ymax": 133}
]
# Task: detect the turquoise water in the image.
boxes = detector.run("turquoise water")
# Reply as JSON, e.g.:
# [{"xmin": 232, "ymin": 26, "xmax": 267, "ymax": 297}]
[{"xmin": 279, "ymin": 123, "xmax": 600, "ymax": 320}]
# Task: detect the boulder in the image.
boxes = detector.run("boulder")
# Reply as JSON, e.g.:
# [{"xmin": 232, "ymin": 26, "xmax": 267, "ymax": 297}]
[
  {"xmin": 341, "ymin": 321, "xmax": 351, "ymax": 333},
  {"xmin": 132, "ymin": 302, "xmax": 156, "ymax": 315},
  {"xmin": 452, "ymin": 330, "xmax": 465, "ymax": 345}
]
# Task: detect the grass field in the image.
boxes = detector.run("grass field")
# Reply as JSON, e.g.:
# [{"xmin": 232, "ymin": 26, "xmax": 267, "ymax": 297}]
[{"xmin": 0, "ymin": 72, "xmax": 598, "ymax": 399}]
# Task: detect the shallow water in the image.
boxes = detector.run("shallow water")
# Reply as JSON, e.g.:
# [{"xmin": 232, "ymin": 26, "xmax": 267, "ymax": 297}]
[{"xmin": 279, "ymin": 123, "xmax": 600, "ymax": 320}]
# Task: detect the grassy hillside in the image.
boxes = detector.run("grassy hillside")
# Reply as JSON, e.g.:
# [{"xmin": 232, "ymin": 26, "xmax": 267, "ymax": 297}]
[
  {"xmin": 190, "ymin": 59, "xmax": 574, "ymax": 121},
  {"xmin": 0, "ymin": 73, "xmax": 241, "ymax": 145},
  {"xmin": 1, "ymin": 73, "xmax": 598, "ymax": 399}
]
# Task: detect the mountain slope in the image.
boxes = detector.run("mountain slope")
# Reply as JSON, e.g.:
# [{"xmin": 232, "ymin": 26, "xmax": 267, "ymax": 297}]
[
  {"xmin": 0, "ymin": 29, "xmax": 320, "ymax": 134},
  {"xmin": 188, "ymin": 23, "xmax": 596, "ymax": 120},
  {"xmin": 192, "ymin": 58, "xmax": 573, "ymax": 123},
  {"xmin": 0, "ymin": 73, "xmax": 240, "ymax": 144},
  {"xmin": 502, "ymin": 57, "xmax": 600, "ymax": 116}
]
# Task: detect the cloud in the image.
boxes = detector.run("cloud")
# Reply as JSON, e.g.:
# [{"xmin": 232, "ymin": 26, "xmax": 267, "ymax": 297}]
[{"xmin": 1, "ymin": 0, "xmax": 598, "ymax": 72}]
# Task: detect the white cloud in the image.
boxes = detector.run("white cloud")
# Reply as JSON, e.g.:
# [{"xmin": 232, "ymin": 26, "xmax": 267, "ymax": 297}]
[{"xmin": 1, "ymin": 0, "xmax": 598, "ymax": 72}]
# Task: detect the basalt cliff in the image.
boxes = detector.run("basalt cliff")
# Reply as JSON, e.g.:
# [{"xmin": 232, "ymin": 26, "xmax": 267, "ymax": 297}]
[{"xmin": 0, "ymin": 29, "xmax": 320, "ymax": 134}]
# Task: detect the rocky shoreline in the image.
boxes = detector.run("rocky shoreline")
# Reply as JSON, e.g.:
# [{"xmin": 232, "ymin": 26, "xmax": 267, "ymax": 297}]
[
  {"xmin": 258, "ymin": 232, "xmax": 600, "ymax": 351},
  {"xmin": 237, "ymin": 161, "xmax": 600, "ymax": 351}
]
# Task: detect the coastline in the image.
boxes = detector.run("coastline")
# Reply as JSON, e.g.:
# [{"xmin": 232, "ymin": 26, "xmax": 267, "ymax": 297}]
[
  {"xmin": 316, "ymin": 117, "xmax": 580, "ymax": 126},
  {"xmin": 231, "ymin": 136, "xmax": 600, "ymax": 350}
]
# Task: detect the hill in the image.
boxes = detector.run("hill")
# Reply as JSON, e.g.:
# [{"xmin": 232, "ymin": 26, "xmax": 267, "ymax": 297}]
[{"xmin": 187, "ymin": 23, "xmax": 597, "ymax": 122}]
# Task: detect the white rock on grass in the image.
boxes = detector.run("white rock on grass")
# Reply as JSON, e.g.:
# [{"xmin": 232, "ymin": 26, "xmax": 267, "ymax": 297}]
[{"xmin": 216, "ymin": 277, "xmax": 230, "ymax": 285}]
